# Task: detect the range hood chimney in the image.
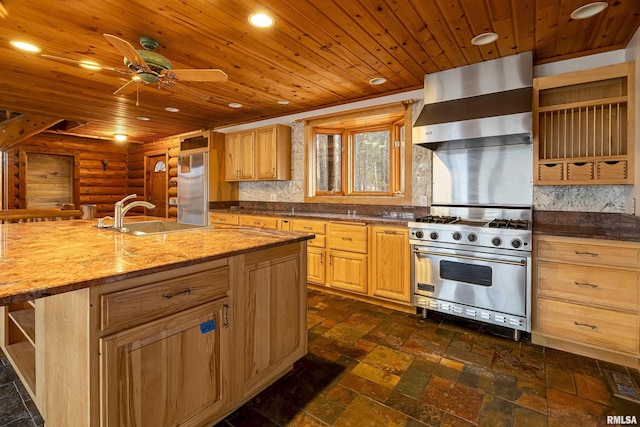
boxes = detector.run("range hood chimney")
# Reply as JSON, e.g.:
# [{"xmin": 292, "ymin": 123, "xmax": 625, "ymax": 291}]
[{"xmin": 413, "ymin": 52, "xmax": 533, "ymax": 150}]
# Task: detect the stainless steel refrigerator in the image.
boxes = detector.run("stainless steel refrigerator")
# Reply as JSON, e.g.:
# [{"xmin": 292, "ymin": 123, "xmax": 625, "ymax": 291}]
[{"xmin": 177, "ymin": 149, "xmax": 209, "ymax": 225}]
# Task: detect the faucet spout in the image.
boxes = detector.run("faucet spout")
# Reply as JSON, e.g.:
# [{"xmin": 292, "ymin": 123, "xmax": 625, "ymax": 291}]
[{"xmin": 114, "ymin": 194, "xmax": 156, "ymax": 230}]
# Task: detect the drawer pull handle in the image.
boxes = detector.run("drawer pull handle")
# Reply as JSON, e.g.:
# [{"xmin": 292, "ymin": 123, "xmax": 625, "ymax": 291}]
[
  {"xmin": 254, "ymin": 221, "xmax": 261, "ymax": 225},
  {"xmin": 574, "ymin": 281, "xmax": 598, "ymax": 289},
  {"xmin": 223, "ymin": 303, "xmax": 230, "ymax": 328},
  {"xmin": 575, "ymin": 251, "xmax": 598, "ymax": 257},
  {"xmin": 574, "ymin": 321, "xmax": 597, "ymax": 330},
  {"xmin": 164, "ymin": 288, "xmax": 193, "ymax": 299},
  {"xmin": 341, "ymin": 237, "xmax": 353, "ymax": 241},
  {"xmin": 303, "ymin": 226, "xmax": 313, "ymax": 230}
]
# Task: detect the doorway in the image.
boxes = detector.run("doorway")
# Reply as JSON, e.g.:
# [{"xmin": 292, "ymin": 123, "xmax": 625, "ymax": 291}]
[{"xmin": 146, "ymin": 154, "xmax": 167, "ymax": 217}]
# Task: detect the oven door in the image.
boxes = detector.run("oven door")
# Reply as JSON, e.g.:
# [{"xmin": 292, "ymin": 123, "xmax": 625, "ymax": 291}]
[{"xmin": 412, "ymin": 244, "xmax": 529, "ymax": 317}]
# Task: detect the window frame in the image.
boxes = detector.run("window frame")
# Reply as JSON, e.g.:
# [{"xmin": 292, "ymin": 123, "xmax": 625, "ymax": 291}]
[{"xmin": 304, "ymin": 102, "xmax": 413, "ymax": 206}]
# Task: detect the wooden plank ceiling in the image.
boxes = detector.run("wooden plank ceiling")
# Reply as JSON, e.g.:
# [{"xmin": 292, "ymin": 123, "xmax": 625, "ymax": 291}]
[{"xmin": 0, "ymin": 0, "xmax": 638, "ymax": 144}]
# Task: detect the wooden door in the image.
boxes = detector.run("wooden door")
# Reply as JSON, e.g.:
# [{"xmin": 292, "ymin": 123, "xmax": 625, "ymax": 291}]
[
  {"xmin": 146, "ymin": 154, "xmax": 167, "ymax": 217},
  {"xmin": 327, "ymin": 250, "xmax": 367, "ymax": 294},
  {"xmin": 368, "ymin": 226, "xmax": 410, "ymax": 302},
  {"xmin": 237, "ymin": 245, "xmax": 306, "ymax": 397},
  {"xmin": 101, "ymin": 299, "xmax": 229, "ymax": 427},
  {"xmin": 256, "ymin": 127, "xmax": 277, "ymax": 179}
]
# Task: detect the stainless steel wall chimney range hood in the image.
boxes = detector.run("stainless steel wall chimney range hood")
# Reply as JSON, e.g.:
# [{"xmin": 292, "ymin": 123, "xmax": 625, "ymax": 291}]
[{"xmin": 413, "ymin": 52, "xmax": 533, "ymax": 150}]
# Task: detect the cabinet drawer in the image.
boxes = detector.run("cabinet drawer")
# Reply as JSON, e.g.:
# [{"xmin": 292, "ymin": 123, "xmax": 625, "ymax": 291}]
[
  {"xmin": 328, "ymin": 222, "xmax": 367, "ymax": 253},
  {"xmin": 537, "ymin": 240, "xmax": 639, "ymax": 268},
  {"xmin": 538, "ymin": 261, "xmax": 639, "ymax": 311},
  {"xmin": 292, "ymin": 220, "xmax": 326, "ymax": 235},
  {"xmin": 240, "ymin": 215, "xmax": 279, "ymax": 229},
  {"xmin": 307, "ymin": 234, "xmax": 325, "ymax": 248},
  {"xmin": 209, "ymin": 212, "xmax": 239, "ymax": 226},
  {"xmin": 537, "ymin": 299, "xmax": 638, "ymax": 353},
  {"xmin": 101, "ymin": 267, "xmax": 230, "ymax": 331}
]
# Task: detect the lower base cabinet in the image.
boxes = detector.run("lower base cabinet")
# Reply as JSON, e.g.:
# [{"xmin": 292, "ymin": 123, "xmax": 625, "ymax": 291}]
[
  {"xmin": 101, "ymin": 299, "xmax": 230, "ymax": 427},
  {"xmin": 0, "ymin": 243, "xmax": 307, "ymax": 426}
]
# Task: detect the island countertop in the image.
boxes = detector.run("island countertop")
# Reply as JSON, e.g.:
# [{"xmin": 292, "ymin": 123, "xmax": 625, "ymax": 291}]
[{"xmin": 0, "ymin": 217, "xmax": 312, "ymax": 305}]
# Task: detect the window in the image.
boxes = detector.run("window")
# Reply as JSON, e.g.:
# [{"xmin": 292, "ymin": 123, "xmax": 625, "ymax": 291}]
[{"xmin": 305, "ymin": 102, "xmax": 412, "ymax": 205}]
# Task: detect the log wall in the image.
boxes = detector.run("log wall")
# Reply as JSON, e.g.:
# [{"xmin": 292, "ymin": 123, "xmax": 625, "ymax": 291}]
[{"xmin": 7, "ymin": 134, "xmax": 128, "ymax": 217}]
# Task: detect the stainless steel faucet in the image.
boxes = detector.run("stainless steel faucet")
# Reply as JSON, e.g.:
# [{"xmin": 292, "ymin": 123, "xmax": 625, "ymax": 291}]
[{"xmin": 114, "ymin": 194, "xmax": 156, "ymax": 230}]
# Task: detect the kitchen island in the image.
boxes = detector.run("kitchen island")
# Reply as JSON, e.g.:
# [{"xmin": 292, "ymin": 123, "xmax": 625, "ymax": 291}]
[{"xmin": 0, "ymin": 218, "xmax": 311, "ymax": 426}]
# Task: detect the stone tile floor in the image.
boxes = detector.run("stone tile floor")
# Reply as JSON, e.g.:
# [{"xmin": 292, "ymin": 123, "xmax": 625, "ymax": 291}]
[{"xmin": 2, "ymin": 289, "xmax": 640, "ymax": 426}]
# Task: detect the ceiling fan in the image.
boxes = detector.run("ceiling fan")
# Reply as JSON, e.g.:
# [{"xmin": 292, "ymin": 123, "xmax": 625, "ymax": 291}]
[{"xmin": 42, "ymin": 34, "xmax": 228, "ymax": 103}]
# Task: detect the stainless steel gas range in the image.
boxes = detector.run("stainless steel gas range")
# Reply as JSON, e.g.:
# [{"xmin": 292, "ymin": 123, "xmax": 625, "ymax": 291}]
[
  {"xmin": 409, "ymin": 206, "xmax": 532, "ymax": 340},
  {"xmin": 411, "ymin": 52, "xmax": 534, "ymax": 340}
]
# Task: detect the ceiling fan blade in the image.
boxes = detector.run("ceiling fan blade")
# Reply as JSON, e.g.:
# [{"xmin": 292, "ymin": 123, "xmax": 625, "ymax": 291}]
[
  {"xmin": 164, "ymin": 84, "xmax": 212, "ymax": 102},
  {"xmin": 114, "ymin": 78, "xmax": 139, "ymax": 95},
  {"xmin": 103, "ymin": 34, "xmax": 149, "ymax": 71},
  {"xmin": 162, "ymin": 69, "xmax": 228, "ymax": 82}
]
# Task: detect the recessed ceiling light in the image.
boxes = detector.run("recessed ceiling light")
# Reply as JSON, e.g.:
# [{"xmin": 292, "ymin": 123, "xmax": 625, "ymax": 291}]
[
  {"xmin": 10, "ymin": 40, "xmax": 41, "ymax": 53},
  {"xmin": 249, "ymin": 13, "xmax": 273, "ymax": 27},
  {"xmin": 277, "ymin": 100, "xmax": 290, "ymax": 105},
  {"xmin": 369, "ymin": 77, "xmax": 387, "ymax": 85},
  {"xmin": 79, "ymin": 60, "xmax": 101, "ymax": 71},
  {"xmin": 165, "ymin": 107, "xmax": 180, "ymax": 112},
  {"xmin": 114, "ymin": 134, "xmax": 128, "ymax": 142},
  {"xmin": 570, "ymin": 2, "xmax": 608, "ymax": 20},
  {"xmin": 471, "ymin": 32, "xmax": 499, "ymax": 46},
  {"xmin": 228, "ymin": 103, "xmax": 243, "ymax": 109},
  {"xmin": 136, "ymin": 116, "xmax": 150, "ymax": 121}
]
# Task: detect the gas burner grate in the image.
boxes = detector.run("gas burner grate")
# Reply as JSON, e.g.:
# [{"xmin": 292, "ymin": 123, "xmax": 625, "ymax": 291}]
[
  {"xmin": 487, "ymin": 219, "xmax": 530, "ymax": 230},
  {"xmin": 415, "ymin": 215, "xmax": 459, "ymax": 224}
]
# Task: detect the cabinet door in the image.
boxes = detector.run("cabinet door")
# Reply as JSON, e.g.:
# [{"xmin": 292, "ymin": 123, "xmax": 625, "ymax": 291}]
[
  {"xmin": 368, "ymin": 226, "xmax": 410, "ymax": 302},
  {"xmin": 327, "ymin": 250, "xmax": 367, "ymax": 294},
  {"xmin": 307, "ymin": 247, "xmax": 326, "ymax": 285},
  {"xmin": 256, "ymin": 126, "xmax": 277, "ymax": 179},
  {"xmin": 101, "ymin": 299, "xmax": 229, "ymax": 427},
  {"xmin": 225, "ymin": 131, "xmax": 255, "ymax": 181},
  {"xmin": 238, "ymin": 132, "xmax": 256, "ymax": 179},
  {"xmin": 237, "ymin": 245, "xmax": 306, "ymax": 397}
]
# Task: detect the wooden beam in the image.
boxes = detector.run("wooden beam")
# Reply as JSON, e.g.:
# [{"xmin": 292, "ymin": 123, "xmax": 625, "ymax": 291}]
[
  {"xmin": 0, "ymin": 114, "xmax": 64, "ymax": 150},
  {"xmin": 0, "ymin": 1, "xmax": 7, "ymax": 19}
]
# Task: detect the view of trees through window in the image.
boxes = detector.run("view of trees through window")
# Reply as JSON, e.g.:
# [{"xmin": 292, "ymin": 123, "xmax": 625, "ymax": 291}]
[
  {"xmin": 316, "ymin": 133, "xmax": 341, "ymax": 193},
  {"xmin": 305, "ymin": 101, "xmax": 412, "ymax": 204},
  {"xmin": 352, "ymin": 130, "xmax": 390, "ymax": 193}
]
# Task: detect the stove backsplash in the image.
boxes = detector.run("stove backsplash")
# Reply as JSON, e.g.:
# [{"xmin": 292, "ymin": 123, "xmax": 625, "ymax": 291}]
[{"xmin": 432, "ymin": 143, "xmax": 533, "ymax": 207}]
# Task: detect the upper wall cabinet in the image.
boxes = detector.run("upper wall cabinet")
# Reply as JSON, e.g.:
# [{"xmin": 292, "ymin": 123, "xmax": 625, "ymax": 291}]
[
  {"xmin": 533, "ymin": 62, "xmax": 635, "ymax": 185},
  {"xmin": 225, "ymin": 124, "xmax": 291, "ymax": 182}
]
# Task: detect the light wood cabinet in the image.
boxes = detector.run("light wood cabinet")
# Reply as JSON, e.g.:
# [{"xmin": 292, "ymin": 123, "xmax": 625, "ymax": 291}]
[
  {"xmin": 101, "ymin": 299, "xmax": 230, "ymax": 427},
  {"xmin": 327, "ymin": 222, "xmax": 368, "ymax": 294},
  {"xmin": 234, "ymin": 244, "xmax": 307, "ymax": 398},
  {"xmin": 291, "ymin": 219, "xmax": 327, "ymax": 285},
  {"xmin": 239, "ymin": 215, "xmax": 279, "ymax": 229},
  {"xmin": 225, "ymin": 125, "xmax": 291, "ymax": 182},
  {"xmin": 0, "ymin": 302, "xmax": 37, "ymax": 401},
  {"xmin": 533, "ymin": 235, "xmax": 640, "ymax": 369},
  {"xmin": 225, "ymin": 130, "xmax": 255, "ymax": 181},
  {"xmin": 533, "ymin": 61, "xmax": 635, "ymax": 185},
  {"xmin": 368, "ymin": 225, "xmax": 411, "ymax": 303},
  {"xmin": 209, "ymin": 212, "xmax": 240, "ymax": 226}
]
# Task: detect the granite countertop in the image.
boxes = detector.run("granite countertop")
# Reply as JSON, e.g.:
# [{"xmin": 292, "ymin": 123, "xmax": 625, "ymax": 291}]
[
  {"xmin": 211, "ymin": 208, "xmax": 414, "ymax": 226},
  {"xmin": 533, "ymin": 211, "xmax": 640, "ymax": 242},
  {"xmin": 0, "ymin": 217, "xmax": 312, "ymax": 305}
]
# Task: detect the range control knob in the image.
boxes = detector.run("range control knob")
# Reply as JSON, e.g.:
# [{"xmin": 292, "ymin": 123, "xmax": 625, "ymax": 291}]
[
  {"xmin": 415, "ymin": 231, "xmax": 424, "ymax": 239},
  {"xmin": 429, "ymin": 232, "xmax": 439, "ymax": 240},
  {"xmin": 491, "ymin": 237, "xmax": 502, "ymax": 246},
  {"xmin": 511, "ymin": 239, "xmax": 523, "ymax": 248},
  {"xmin": 452, "ymin": 232, "xmax": 462, "ymax": 240},
  {"xmin": 468, "ymin": 233, "xmax": 477, "ymax": 242}
]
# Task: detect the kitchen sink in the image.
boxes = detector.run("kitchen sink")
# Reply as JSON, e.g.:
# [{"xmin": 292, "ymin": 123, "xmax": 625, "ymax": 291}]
[{"xmin": 120, "ymin": 220, "xmax": 211, "ymax": 236}]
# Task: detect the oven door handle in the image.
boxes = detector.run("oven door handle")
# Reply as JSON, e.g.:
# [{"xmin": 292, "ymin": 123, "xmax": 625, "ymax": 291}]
[{"xmin": 413, "ymin": 249, "xmax": 527, "ymax": 266}]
